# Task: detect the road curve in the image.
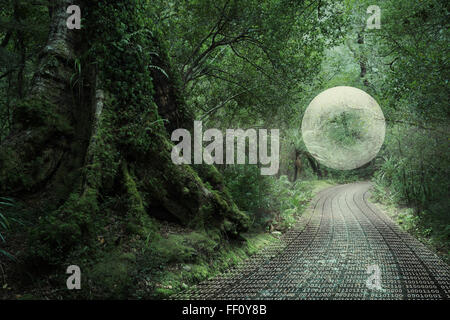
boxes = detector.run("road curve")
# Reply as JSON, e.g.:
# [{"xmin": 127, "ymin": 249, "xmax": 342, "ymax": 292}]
[{"xmin": 176, "ymin": 182, "xmax": 450, "ymax": 300}]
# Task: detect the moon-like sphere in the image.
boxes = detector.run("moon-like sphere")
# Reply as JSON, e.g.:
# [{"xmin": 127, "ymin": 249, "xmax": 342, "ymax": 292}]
[{"xmin": 301, "ymin": 86, "xmax": 385, "ymax": 170}]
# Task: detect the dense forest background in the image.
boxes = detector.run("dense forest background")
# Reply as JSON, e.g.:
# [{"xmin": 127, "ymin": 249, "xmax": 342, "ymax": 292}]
[{"xmin": 0, "ymin": 0, "xmax": 448, "ymax": 299}]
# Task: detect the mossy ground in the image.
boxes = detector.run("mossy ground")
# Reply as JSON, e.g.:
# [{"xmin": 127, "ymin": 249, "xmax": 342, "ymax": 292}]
[
  {"xmin": 0, "ymin": 179, "xmax": 333, "ymax": 299},
  {"xmin": 0, "ymin": 215, "xmax": 276, "ymax": 299},
  {"xmin": 138, "ymin": 226, "xmax": 279, "ymax": 299}
]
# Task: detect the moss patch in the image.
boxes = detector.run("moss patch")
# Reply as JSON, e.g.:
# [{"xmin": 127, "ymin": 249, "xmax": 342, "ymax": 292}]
[{"xmin": 135, "ymin": 229, "xmax": 279, "ymax": 299}]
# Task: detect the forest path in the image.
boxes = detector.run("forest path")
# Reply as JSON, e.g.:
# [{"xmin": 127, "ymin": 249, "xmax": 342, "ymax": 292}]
[{"xmin": 176, "ymin": 182, "xmax": 450, "ymax": 300}]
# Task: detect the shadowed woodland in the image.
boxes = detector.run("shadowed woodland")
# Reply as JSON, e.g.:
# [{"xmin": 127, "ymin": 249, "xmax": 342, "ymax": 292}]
[{"xmin": 0, "ymin": 0, "xmax": 448, "ymax": 299}]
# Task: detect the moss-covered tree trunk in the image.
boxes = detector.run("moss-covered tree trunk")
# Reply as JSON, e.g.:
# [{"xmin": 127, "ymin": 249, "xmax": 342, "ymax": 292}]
[
  {"xmin": 0, "ymin": 0, "xmax": 86, "ymax": 197},
  {"xmin": 0, "ymin": 0, "xmax": 248, "ymax": 265}
]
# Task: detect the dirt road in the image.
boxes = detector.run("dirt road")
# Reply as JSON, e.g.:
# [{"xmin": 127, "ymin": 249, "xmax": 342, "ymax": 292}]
[{"xmin": 176, "ymin": 182, "xmax": 450, "ymax": 300}]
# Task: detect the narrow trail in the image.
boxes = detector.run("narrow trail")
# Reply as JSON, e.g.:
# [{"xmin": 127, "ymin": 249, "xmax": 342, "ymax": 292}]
[{"xmin": 175, "ymin": 182, "xmax": 450, "ymax": 300}]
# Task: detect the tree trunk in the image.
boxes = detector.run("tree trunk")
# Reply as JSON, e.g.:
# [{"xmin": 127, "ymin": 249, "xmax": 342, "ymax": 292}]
[
  {"xmin": 305, "ymin": 151, "xmax": 322, "ymax": 178},
  {"xmin": 357, "ymin": 31, "xmax": 371, "ymax": 88},
  {"xmin": 0, "ymin": 0, "xmax": 86, "ymax": 198}
]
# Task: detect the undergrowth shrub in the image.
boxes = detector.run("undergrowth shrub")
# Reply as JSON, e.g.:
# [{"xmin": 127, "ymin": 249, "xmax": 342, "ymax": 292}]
[{"xmin": 223, "ymin": 164, "xmax": 312, "ymax": 231}]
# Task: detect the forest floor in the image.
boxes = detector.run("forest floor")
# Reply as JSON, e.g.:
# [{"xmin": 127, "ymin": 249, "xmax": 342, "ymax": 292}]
[
  {"xmin": 175, "ymin": 182, "xmax": 450, "ymax": 300},
  {"xmin": 0, "ymin": 180, "xmax": 334, "ymax": 299}
]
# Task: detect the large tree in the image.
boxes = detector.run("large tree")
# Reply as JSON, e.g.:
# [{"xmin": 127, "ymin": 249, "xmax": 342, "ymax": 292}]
[{"xmin": 0, "ymin": 0, "xmax": 248, "ymax": 264}]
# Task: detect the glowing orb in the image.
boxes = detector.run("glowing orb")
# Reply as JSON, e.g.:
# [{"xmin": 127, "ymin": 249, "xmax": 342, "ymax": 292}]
[{"xmin": 301, "ymin": 86, "xmax": 385, "ymax": 170}]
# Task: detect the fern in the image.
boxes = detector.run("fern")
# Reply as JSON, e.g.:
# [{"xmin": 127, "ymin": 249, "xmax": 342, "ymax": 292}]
[
  {"xmin": 149, "ymin": 65, "xmax": 169, "ymax": 79},
  {"xmin": 0, "ymin": 197, "xmax": 19, "ymax": 261}
]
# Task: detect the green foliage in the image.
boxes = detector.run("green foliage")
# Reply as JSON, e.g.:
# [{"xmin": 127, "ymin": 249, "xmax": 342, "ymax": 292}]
[
  {"xmin": 372, "ymin": 0, "xmax": 449, "ymax": 122},
  {"xmin": 223, "ymin": 165, "xmax": 270, "ymax": 213},
  {"xmin": 269, "ymin": 176, "xmax": 312, "ymax": 230},
  {"xmin": 374, "ymin": 125, "xmax": 449, "ymax": 213},
  {"xmin": 134, "ymin": 228, "xmax": 278, "ymax": 299},
  {"xmin": 87, "ymin": 250, "xmax": 137, "ymax": 299},
  {"xmin": 223, "ymin": 165, "xmax": 313, "ymax": 231},
  {"xmin": 372, "ymin": 187, "xmax": 450, "ymax": 265},
  {"xmin": 149, "ymin": 231, "xmax": 219, "ymax": 265},
  {"xmin": 152, "ymin": 0, "xmax": 346, "ymax": 129},
  {"xmin": 366, "ymin": 1, "xmax": 449, "ymax": 245},
  {"xmin": 372, "ymin": 125, "xmax": 450, "ymax": 263},
  {"xmin": 324, "ymin": 111, "xmax": 367, "ymax": 148},
  {"xmin": 28, "ymin": 190, "xmax": 98, "ymax": 265}
]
